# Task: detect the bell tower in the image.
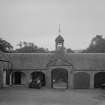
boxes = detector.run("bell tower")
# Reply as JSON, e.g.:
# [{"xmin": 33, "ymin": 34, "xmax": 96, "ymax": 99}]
[{"xmin": 55, "ymin": 25, "xmax": 64, "ymax": 51}]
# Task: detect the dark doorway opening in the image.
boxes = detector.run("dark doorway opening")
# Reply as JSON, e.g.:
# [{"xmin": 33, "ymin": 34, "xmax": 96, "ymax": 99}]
[
  {"xmin": 51, "ymin": 68, "xmax": 68, "ymax": 89},
  {"xmin": 12, "ymin": 72, "xmax": 26, "ymax": 85},
  {"xmin": 13, "ymin": 72, "xmax": 21, "ymax": 85},
  {"xmin": 94, "ymin": 72, "xmax": 105, "ymax": 88},
  {"xmin": 15, "ymin": 72, "xmax": 21, "ymax": 84},
  {"xmin": 6, "ymin": 70, "xmax": 10, "ymax": 85}
]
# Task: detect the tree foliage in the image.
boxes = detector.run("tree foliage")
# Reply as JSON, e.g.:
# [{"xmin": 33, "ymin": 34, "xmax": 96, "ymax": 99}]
[
  {"xmin": 0, "ymin": 38, "xmax": 13, "ymax": 52},
  {"xmin": 67, "ymin": 48, "xmax": 74, "ymax": 53},
  {"xmin": 83, "ymin": 35, "xmax": 105, "ymax": 53},
  {"xmin": 15, "ymin": 41, "xmax": 49, "ymax": 53}
]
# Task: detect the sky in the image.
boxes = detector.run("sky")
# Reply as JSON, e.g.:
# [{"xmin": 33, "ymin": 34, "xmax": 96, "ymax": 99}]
[{"xmin": 0, "ymin": 0, "xmax": 105, "ymax": 50}]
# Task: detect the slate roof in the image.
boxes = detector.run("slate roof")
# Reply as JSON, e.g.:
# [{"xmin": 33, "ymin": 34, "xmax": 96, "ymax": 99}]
[
  {"xmin": 67, "ymin": 53, "xmax": 105, "ymax": 70},
  {"xmin": 5, "ymin": 53, "xmax": 105, "ymax": 71},
  {"xmin": 0, "ymin": 51, "xmax": 10, "ymax": 69},
  {"xmin": 0, "ymin": 51, "xmax": 7, "ymax": 61},
  {"xmin": 6, "ymin": 53, "xmax": 52, "ymax": 70}
]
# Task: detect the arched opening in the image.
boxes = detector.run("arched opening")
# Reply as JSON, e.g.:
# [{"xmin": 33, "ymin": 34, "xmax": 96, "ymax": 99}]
[
  {"xmin": 94, "ymin": 72, "xmax": 105, "ymax": 88},
  {"xmin": 51, "ymin": 68, "xmax": 68, "ymax": 89},
  {"xmin": 31, "ymin": 71, "xmax": 46, "ymax": 87},
  {"xmin": 12, "ymin": 71, "xmax": 26, "ymax": 85},
  {"xmin": 73, "ymin": 72, "xmax": 90, "ymax": 89}
]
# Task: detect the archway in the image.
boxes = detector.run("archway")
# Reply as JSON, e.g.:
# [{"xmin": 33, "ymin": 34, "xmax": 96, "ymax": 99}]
[
  {"xmin": 73, "ymin": 72, "xmax": 90, "ymax": 89},
  {"xmin": 31, "ymin": 71, "xmax": 46, "ymax": 87},
  {"xmin": 51, "ymin": 68, "xmax": 68, "ymax": 89},
  {"xmin": 94, "ymin": 72, "xmax": 105, "ymax": 88},
  {"xmin": 12, "ymin": 71, "xmax": 26, "ymax": 85}
]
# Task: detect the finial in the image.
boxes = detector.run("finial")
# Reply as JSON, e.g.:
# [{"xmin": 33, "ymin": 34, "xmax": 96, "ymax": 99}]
[{"xmin": 59, "ymin": 24, "xmax": 61, "ymax": 34}]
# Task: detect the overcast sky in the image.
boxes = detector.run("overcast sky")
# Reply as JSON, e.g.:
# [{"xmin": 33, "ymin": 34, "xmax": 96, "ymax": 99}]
[{"xmin": 0, "ymin": 0, "xmax": 105, "ymax": 50}]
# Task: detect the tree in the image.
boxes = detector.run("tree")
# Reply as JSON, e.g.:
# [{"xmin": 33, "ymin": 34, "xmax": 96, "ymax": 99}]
[
  {"xmin": 0, "ymin": 38, "xmax": 13, "ymax": 52},
  {"xmin": 15, "ymin": 41, "xmax": 49, "ymax": 53},
  {"xmin": 17, "ymin": 41, "xmax": 23, "ymax": 48},
  {"xmin": 83, "ymin": 35, "xmax": 105, "ymax": 53},
  {"xmin": 67, "ymin": 48, "xmax": 74, "ymax": 53}
]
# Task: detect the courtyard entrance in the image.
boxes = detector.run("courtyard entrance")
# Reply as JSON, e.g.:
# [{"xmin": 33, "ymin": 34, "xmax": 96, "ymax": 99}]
[
  {"xmin": 12, "ymin": 72, "xmax": 26, "ymax": 85},
  {"xmin": 94, "ymin": 72, "xmax": 105, "ymax": 88},
  {"xmin": 31, "ymin": 71, "xmax": 46, "ymax": 87},
  {"xmin": 51, "ymin": 68, "xmax": 68, "ymax": 89}
]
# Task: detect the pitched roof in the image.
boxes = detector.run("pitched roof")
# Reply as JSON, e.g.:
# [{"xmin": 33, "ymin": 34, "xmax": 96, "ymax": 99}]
[
  {"xmin": 67, "ymin": 53, "xmax": 105, "ymax": 70},
  {"xmin": 47, "ymin": 52, "xmax": 72, "ymax": 66},
  {"xmin": 5, "ymin": 53, "xmax": 105, "ymax": 71},
  {"xmin": 6, "ymin": 53, "xmax": 52, "ymax": 69},
  {"xmin": 0, "ymin": 51, "xmax": 10, "ymax": 69}
]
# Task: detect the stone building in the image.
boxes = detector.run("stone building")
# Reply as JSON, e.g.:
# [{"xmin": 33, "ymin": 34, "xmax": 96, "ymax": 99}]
[{"xmin": 0, "ymin": 35, "xmax": 105, "ymax": 89}]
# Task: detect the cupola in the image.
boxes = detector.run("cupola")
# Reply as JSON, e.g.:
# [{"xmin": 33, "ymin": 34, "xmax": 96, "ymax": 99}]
[
  {"xmin": 55, "ymin": 35, "xmax": 64, "ymax": 50},
  {"xmin": 55, "ymin": 24, "xmax": 64, "ymax": 51}
]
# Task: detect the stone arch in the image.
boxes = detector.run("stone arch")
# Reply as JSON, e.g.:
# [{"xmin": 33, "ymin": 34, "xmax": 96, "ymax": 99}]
[
  {"xmin": 94, "ymin": 72, "xmax": 105, "ymax": 88},
  {"xmin": 12, "ymin": 71, "xmax": 26, "ymax": 85},
  {"xmin": 30, "ymin": 71, "xmax": 46, "ymax": 87},
  {"xmin": 73, "ymin": 72, "xmax": 90, "ymax": 89},
  {"xmin": 51, "ymin": 68, "xmax": 68, "ymax": 89}
]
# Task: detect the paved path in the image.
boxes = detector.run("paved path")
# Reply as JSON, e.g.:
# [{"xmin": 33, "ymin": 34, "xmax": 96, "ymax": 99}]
[{"xmin": 0, "ymin": 87, "xmax": 104, "ymax": 105}]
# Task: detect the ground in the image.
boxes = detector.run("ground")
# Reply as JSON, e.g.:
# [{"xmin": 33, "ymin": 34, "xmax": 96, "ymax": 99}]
[{"xmin": 0, "ymin": 87, "xmax": 105, "ymax": 105}]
